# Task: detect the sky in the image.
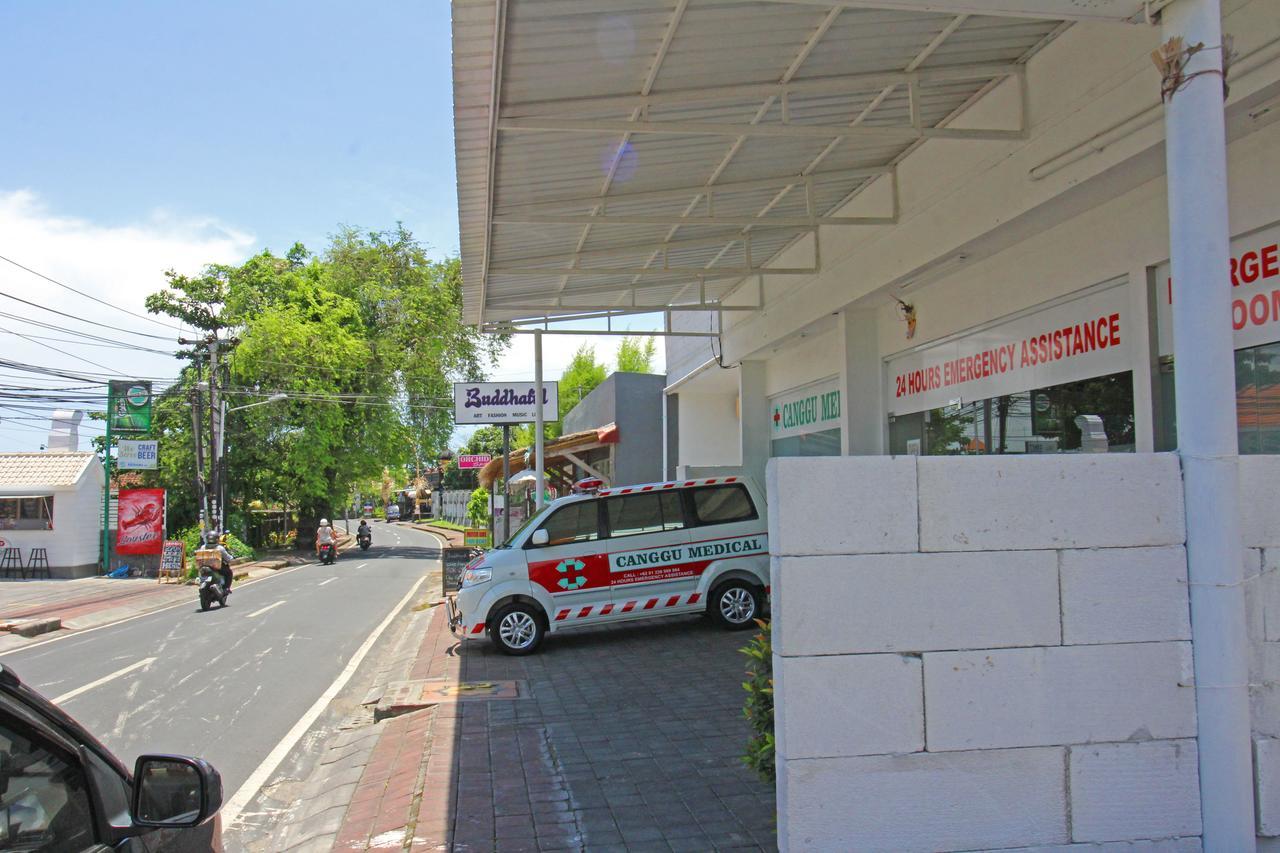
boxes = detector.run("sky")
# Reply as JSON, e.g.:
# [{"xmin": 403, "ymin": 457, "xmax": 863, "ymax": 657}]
[{"xmin": 0, "ymin": 0, "xmax": 662, "ymax": 453}]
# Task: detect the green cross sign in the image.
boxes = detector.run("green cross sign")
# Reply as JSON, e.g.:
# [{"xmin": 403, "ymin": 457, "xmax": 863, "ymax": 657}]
[{"xmin": 555, "ymin": 558, "xmax": 587, "ymax": 590}]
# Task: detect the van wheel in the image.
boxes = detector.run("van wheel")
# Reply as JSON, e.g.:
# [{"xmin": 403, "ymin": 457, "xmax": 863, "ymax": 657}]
[
  {"xmin": 709, "ymin": 581, "xmax": 761, "ymax": 630},
  {"xmin": 489, "ymin": 603, "xmax": 545, "ymax": 655}
]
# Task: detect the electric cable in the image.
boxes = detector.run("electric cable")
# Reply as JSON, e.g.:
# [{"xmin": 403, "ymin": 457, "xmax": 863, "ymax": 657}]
[{"xmin": 0, "ymin": 252, "xmax": 188, "ymax": 332}]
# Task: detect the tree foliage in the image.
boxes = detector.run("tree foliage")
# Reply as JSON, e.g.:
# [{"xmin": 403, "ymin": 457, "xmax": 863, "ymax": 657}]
[
  {"xmin": 615, "ymin": 335, "xmax": 656, "ymax": 373},
  {"xmin": 142, "ymin": 227, "xmax": 505, "ymax": 531}
]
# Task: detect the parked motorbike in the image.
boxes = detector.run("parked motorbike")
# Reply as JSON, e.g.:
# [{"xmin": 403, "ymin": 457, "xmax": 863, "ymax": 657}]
[
  {"xmin": 358, "ymin": 531, "xmax": 371, "ymax": 551},
  {"xmin": 319, "ymin": 542, "xmax": 337, "ymax": 565},
  {"xmin": 194, "ymin": 549, "xmax": 229, "ymax": 611}
]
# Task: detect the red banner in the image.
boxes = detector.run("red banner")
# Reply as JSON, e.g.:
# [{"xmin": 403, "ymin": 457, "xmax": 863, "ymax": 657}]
[{"xmin": 117, "ymin": 488, "xmax": 165, "ymax": 555}]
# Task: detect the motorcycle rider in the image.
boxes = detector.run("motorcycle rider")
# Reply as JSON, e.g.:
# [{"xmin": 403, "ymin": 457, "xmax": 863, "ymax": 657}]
[
  {"xmin": 357, "ymin": 518, "xmax": 371, "ymax": 543},
  {"xmin": 316, "ymin": 518, "xmax": 337, "ymax": 561},
  {"xmin": 208, "ymin": 532, "xmax": 234, "ymax": 594}
]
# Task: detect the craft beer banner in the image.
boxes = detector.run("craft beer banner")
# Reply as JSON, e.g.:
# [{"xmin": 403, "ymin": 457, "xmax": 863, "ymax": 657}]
[
  {"xmin": 116, "ymin": 488, "xmax": 165, "ymax": 555},
  {"xmin": 885, "ymin": 281, "xmax": 1130, "ymax": 416}
]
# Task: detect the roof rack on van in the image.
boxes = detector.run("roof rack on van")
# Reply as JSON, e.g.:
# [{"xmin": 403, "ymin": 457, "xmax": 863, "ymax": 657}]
[{"xmin": 597, "ymin": 476, "xmax": 739, "ymax": 497}]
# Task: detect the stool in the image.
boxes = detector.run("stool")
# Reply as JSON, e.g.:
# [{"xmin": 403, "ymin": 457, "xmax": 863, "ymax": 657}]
[
  {"xmin": 1, "ymin": 548, "xmax": 23, "ymax": 579},
  {"xmin": 26, "ymin": 548, "xmax": 49, "ymax": 579}
]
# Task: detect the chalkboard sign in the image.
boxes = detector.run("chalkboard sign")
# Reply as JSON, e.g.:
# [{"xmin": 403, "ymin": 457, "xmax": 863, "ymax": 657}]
[
  {"xmin": 443, "ymin": 547, "xmax": 479, "ymax": 595},
  {"xmin": 158, "ymin": 540, "xmax": 185, "ymax": 583}
]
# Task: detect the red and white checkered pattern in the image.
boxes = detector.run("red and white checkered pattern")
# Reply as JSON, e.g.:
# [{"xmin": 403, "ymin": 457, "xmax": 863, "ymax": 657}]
[
  {"xmin": 597, "ymin": 476, "xmax": 738, "ymax": 497},
  {"xmin": 554, "ymin": 591, "xmax": 703, "ymax": 622}
]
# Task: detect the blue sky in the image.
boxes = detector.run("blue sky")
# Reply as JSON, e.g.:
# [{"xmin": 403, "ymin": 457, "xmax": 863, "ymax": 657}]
[
  {"xmin": 0, "ymin": 1, "xmax": 661, "ymax": 452},
  {"xmin": 0, "ymin": 0, "xmax": 459, "ymax": 257}
]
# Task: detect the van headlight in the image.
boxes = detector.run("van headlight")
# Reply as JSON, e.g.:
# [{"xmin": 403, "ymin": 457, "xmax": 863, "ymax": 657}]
[{"xmin": 461, "ymin": 566, "xmax": 492, "ymax": 588}]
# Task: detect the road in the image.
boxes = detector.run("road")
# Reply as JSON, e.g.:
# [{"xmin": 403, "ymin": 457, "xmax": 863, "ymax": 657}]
[{"xmin": 0, "ymin": 522, "xmax": 440, "ymax": 821}]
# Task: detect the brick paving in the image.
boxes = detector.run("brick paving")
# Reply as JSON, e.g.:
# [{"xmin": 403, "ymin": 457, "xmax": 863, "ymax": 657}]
[{"xmin": 331, "ymin": 606, "xmax": 777, "ymax": 852}]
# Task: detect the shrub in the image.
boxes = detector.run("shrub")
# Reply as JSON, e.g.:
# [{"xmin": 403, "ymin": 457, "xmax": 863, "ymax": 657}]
[
  {"xmin": 740, "ymin": 620, "xmax": 775, "ymax": 782},
  {"xmin": 175, "ymin": 525, "xmax": 256, "ymax": 569},
  {"xmin": 467, "ymin": 486, "xmax": 491, "ymax": 527}
]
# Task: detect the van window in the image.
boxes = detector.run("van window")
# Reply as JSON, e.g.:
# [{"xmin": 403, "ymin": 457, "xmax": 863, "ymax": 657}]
[
  {"xmin": 690, "ymin": 484, "xmax": 757, "ymax": 526},
  {"xmin": 605, "ymin": 492, "xmax": 684, "ymax": 538},
  {"xmin": 534, "ymin": 501, "xmax": 600, "ymax": 547}
]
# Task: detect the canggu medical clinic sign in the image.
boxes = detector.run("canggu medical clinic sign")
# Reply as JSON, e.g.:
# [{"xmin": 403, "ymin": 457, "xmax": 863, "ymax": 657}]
[
  {"xmin": 1155, "ymin": 222, "xmax": 1280, "ymax": 356},
  {"xmin": 454, "ymin": 382, "xmax": 559, "ymax": 424},
  {"xmin": 886, "ymin": 281, "xmax": 1131, "ymax": 415}
]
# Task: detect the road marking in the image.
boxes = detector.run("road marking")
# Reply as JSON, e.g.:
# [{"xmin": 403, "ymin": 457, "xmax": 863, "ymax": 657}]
[
  {"xmin": 221, "ymin": 574, "xmax": 427, "ymax": 829},
  {"xmin": 52, "ymin": 657, "xmax": 155, "ymax": 705},
  {"xmin": 13, "ymin": 561, "xmax": 322, "ymax": 653},
  {"xmin": 318, "ymin": 578, "xmax": 337, "ymax": 587},
  {"xmin": 356, "ymin": 562, "xmax": 367, "ymax": 569},
  {"xmin": 245, "ymin": 600, "xmax": 286, "ymax": 618}
]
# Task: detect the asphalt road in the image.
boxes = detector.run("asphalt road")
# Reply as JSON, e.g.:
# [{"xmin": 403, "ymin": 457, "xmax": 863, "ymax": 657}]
[{"xmin": 0, "ymin": 522, "xmax": 439, "ymax": 808}]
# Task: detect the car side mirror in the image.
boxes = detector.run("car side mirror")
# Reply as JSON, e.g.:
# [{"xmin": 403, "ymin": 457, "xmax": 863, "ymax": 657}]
[
  {"xmin": 530, "ymin": 529, "xmax": 549, "ymax": 547},
  {"xmin": 131, "ymin": 755, "xmax": 222, "ymax": 828}
]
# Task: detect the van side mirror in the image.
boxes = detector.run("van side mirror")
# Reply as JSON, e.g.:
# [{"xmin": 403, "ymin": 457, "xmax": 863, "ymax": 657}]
[
  {"xmin": 132, "ymin": 755, "xmax": 222, "ymax": 828},
  {"xmin": 530, "ymin": 529, "xmax": 549, "ymax": 547}
]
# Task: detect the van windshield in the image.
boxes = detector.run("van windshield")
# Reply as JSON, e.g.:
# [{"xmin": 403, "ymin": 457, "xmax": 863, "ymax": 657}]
[{"xmin": 496, "ymin": 504, "xmax": 554, "ymax": 548}]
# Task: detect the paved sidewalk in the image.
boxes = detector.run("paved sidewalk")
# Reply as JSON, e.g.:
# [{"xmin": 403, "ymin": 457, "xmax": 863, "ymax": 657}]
[{"xmin": 275, "ymin": 599, "xmax": 776, "ymax": 852}]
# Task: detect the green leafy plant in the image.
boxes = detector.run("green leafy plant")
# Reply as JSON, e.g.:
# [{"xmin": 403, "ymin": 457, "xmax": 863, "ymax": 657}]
[
  {"xmin": 467, "ymin": 486, "xmax": 491, "ymax": 527},
  {"xmin": 740, "ymin": 619, "xmax": 775, "ymax": 781}
]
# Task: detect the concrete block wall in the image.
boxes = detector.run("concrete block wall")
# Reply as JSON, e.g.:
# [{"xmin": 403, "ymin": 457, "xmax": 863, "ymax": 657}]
[
  {"xmin": 1243, "ymin": 457, "xmax": 1280, "ymax": 837},
  {"xmin": 768, "ymin": 454, "xmax": 1203, "ymax": 852}
]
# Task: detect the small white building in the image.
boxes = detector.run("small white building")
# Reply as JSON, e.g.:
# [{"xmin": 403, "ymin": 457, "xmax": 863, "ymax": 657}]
[{"xmin": 0, "ymin": 452, "xmax": 104, "ymax": 578}]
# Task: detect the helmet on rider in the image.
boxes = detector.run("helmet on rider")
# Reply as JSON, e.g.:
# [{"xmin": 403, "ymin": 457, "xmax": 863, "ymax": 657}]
[{"xmin": 320, "ymin": 518, "xmax": 329, "ymax": 526}]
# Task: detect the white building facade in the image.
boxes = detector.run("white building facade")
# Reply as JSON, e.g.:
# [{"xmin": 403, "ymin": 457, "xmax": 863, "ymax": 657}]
[
  {"xmin": 452, "ymin": 0, "xmax": 1280, "ymax": 847},
  {"xmin": 0, "ymin": 452, "xmax": 104, "ymax": 578}
]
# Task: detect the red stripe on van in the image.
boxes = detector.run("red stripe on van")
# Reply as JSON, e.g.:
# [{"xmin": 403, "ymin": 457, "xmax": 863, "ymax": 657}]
[
  {"xmin": 643, "ymin": 598, "xmax": 659, "ymax": 610},
  {"xmin": 471, "ymin": 623, "xmax": 485, "ymax": 634},
  {"xmin": 621, "ymin": 601, "xmax": 637, "ymax": 613},
  {"xmin": 555, "ymin": 609, "xmax": 571, "ymax": 621},
  {"xmin": 666, "ymin": 595, "xmax": 680, "ymax": 607},
  {"xmin": 688, "ymin": 593, "xmax": 701, "ymax": 605},
  {"xmin": 600, "ymin": 604, "xmax": 614, "ymax": 616},
  {"xmin": 578, "ymin": 607, "xmax": 592, "ymax": 619},
  {"xmin": 726, "ymin": 476, "xmax": 738, "ymax": 482}
]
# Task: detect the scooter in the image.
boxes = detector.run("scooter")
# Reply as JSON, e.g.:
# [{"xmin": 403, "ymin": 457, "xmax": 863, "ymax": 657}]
[
  {"xmin": 194, "ymin": 549, "xmax": 229, "ymax": 611},
  {"xmin": 319, "ymin": 542, "xmax": 337, "ymax": 565},
  {"xmin": 358, "ymin": 531, "xmax": 371, "ymax": 551}
]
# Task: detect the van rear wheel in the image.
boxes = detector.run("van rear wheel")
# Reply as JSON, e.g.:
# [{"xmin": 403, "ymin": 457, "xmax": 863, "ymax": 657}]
[
  {"xmin": 489, "ymin": 603, "xmax": 545, "ymax": 655},
  {"xmin": 709, "ymin": 581, "xmax": 761, "ymax": 630}
]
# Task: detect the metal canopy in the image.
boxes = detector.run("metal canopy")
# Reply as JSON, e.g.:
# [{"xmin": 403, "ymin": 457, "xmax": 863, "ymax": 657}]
[{"xmin": 452, "ymin": 0, "xmax": 1077, "ymax": 330}]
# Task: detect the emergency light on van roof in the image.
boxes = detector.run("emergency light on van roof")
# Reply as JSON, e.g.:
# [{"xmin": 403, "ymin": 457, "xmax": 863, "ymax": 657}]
[
  {"xmin": 572, "ymin": 477, "xmax": 604, "ymax": 494},
  {"xmin": 596, "ymin": 476, "xmax": 739, "ymax": 497}
]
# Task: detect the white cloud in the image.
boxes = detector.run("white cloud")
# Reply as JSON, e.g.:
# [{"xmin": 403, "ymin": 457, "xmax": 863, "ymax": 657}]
[{"xmin": 0, "ymin": 190, "xmax": 256, "ymax": 451}]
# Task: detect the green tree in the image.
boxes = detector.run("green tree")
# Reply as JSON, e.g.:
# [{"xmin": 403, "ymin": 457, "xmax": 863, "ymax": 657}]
[
  {"xmin": 616, "ymin": 335, "xmax": 656, "ymax": 373},
  {"xmin": 442, "ymin": 426, "xmax": 505, "ymax": 490},
  {"xmin": 467, "ymin": 486, "xmax": 491, "ymax": 527},
  {"xmin": 144, "ymin": 227, "xmax": 507, "ymax": 544}
]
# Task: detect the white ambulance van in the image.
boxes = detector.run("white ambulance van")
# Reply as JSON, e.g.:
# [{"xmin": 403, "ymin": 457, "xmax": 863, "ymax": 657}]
[{"xmin": 447, "ymin": 476, "xmax": 768, "ymax": 655}]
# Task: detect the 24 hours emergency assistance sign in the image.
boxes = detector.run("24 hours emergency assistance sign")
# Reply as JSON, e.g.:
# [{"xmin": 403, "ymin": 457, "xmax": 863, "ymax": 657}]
[{"xmin": 886, "ymin": 281, "xmax": 1129, "ymax": 415}]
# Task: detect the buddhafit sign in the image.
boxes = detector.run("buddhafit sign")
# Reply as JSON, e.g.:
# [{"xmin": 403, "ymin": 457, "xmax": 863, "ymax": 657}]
[
  {"xmin": 454, "ymin": 382, "xmax": 558, "ymax": 425},
  {"xmin": 108, "ymin": 380, "xmax": 153, "ymax": 433}
]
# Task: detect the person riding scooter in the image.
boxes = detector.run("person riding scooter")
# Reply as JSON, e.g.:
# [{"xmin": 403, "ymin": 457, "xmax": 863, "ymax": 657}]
[
  {"xmin": 357, "ymin": 519, "xmax": 371, "ymax": 543},
  {"xmin": 209, "ymin": 532, "xmax": 234, "ymax": 594},
  {"xmin": 316, "ymin": 518, "xmax": 337, "ymax": 562}
]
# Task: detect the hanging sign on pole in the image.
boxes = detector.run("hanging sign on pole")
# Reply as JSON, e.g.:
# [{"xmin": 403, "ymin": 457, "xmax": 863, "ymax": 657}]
[
  {"xmin": 117, "ymin": 440, "xmax": 159, "ymax": 470},
  {"xmin": 453, "ymin": 382, "xmax": 558, "ymax": 424},
  {"xmin": 108, "ymin": 380, "xmax": 153, "ymax": 432}
]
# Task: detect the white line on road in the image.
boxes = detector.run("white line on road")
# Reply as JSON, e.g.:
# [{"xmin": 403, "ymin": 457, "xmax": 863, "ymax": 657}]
[
  {"xmin": 220, "ymin": 574, "xmax": 427, "ymax": 829},
  {"xmin": 356, "ymin": 562, "xmax": 367, "ymax": 569},
  {"xmin": 52, "ymin": 657, "xmax": 156, "ymax": 705},
  {"xmin": 318, "ymin": 578, "xmax": 337, "ymax": 587},
  {"xmin": 245, "ymin": 600, "xmax": 286, "ymax": 618}
]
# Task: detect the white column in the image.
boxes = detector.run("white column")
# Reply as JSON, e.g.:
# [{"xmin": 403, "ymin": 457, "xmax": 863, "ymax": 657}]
[
  {"xmin": 534, "ymin": 329, "xmax": 546, "ymax": 509},
  {"xmin": 739, "ymin": 361, "xmax": 770, "ymax": 485},
  {"xmin": 1162, "ymin": 0, "xmax": 1254, "ymax": 848},
  {"xmin": 839, "ymin": 309, "xmax": 886, "ymax": 455}
]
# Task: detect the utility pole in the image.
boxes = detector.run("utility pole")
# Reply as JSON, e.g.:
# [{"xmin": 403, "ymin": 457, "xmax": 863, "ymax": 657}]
[{"xmin": 208, "ymin": 338, "xmax": 220, "ymax": 534}]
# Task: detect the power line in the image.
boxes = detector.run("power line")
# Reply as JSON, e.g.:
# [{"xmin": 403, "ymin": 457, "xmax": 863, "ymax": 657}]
[
  {"xmin": 0, "ymin": 288, "xmax": 179, "ymax": 341},
  {"xmin": 0, "ymin": 328, "xmax": 179, "ymax": 357},
  {"xmin": 0, "ymin": 323, "xmax": 125, "ymax": 375},
  {"xmin": 0, "ymin": 252, "xmax": 187, "ymax": 332}
]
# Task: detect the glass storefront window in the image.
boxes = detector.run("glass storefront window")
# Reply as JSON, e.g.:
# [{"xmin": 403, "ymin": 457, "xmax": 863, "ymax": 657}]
[
  {"xmin": 889, "ymin": 371, "xmax": 1135, "ymax": 455},
  {"xmin": 770, "ymin": 428, "xmax": 841, "ymax": 458},
  {"xmin": 1157, "ymin": 342, "xmax": 1280, "ymax": 453}
]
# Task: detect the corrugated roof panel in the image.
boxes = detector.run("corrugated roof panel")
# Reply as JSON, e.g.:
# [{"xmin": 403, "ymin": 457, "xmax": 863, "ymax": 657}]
[{"xmin": 454, "ymin": 0, "xmax": 1067, "ymax": 326}]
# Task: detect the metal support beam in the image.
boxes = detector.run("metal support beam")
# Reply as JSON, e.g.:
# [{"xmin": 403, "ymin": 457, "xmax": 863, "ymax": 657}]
[
  {"xmin": 494, "ymin": 166, "xmax": 890, "ymax": 217},
  {"xmin": 491, "ymin": 265, "xmax": 817, "ymax": 277},
  {"xmin": 498, "ymin": 115, "xmax": 1026, "ymax": 143},
  {"xmin": 483, "ymin": 324, "xmax": 721, "ymax": 338},
  {"xmin": 751, "ymin": 0, "xmax": 1147, "ymax": 22},
  {"xmin": 494, "ymin": 213, "xmax": 894, "ymax": 227},
  {"xmin": 560, "ymin": 451, "xmax": 609, "ymax": 486},
  {"xmin": 502, "ymin": 61, "xmax": 1023, "ymax": 116}
]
